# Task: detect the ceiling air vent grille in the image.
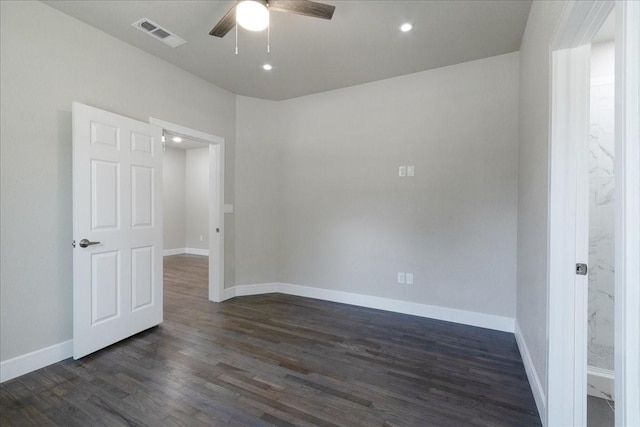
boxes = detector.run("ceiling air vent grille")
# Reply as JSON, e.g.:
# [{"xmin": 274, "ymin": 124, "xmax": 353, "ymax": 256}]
[{"xmin": 132, "ymin": 18, "xmax": 186, "ymax": 48}]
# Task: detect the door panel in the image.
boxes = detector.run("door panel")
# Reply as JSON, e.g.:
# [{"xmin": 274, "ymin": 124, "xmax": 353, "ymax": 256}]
[
  {"xmin": 132, "ymin": 246, "xmax": 154, "ymax": 310},
  {"xmin": 73, "ymin": 102, "xmax": 163, "ymax": 359},
  {"xmin": 91, "ymin": 250, "xmax": 120, "ymax": 324}
]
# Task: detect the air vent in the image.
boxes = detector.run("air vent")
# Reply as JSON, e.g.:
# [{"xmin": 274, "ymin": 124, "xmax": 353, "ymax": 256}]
[{"xmin": 132, "ymin": 18, "xmax": 186, "ymax": 48}]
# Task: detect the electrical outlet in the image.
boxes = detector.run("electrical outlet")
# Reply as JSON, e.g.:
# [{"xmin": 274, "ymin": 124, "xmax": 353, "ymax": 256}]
[
  {"xmin": 406, "ymin": 273, "xmax": 414, "ymax": 284},
  {"xmin": 407, "ymin": 166, "xmax": 415, "ymax": 177},
  {"xmin": 399, "ymin": 166, "xmax": 406, "ymax": 177},
  {"xmin": 397, "ymin": 272, "xmax": 405, "ymax": 284},
  {"xmin": 199, "ymin": 235, "xmax": 203, "ymax": 241}
]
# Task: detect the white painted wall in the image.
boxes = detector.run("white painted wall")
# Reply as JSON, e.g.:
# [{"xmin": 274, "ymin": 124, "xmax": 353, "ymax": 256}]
[
  {"xmin": 163, "ymin": 147, "xmax": 186, "ymax": 251},
  {"xmin": 185, "ymin": 147, "xmax": 210, "ymax": 250},
  {"xmin": 516, "ymin": 0, "xmax": 568, "ymax": 405},
  {"xmin": 235, "ymin": 52, "xmax": 520, "ymax": 319},
  {"xmin": 0, "ymin": 1, "xmax": 236, "ymax": 362}
]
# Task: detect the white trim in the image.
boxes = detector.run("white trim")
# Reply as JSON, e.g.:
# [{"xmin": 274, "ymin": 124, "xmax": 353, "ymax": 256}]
[
  {"xmin": 223, "ymin": 283, "xmax": 280, "ymax": 300},
  {"xmin": 184, "ymin": 248, "xmax": 209, "ymax": 256},
  {"xmin": 548, "ymin": 43, "xmax": 592, "ymax": 427},
  {"xmin": 0, "ymin": 340, "xmax": 73, "ymax": 383},
  {"xmin": 548, "ymin": 2, "xmax": 614, "ymax": 426},
  {"xmin": 515, "ymin": 322, "xmax": 546, "ymax": 422},
  {"xmin": 223, "ymin": 283, "xmax": 515, "ymax": 333},
  {"xmin": 587, "ymin": 366, "xmax": 615, "ymax": 401},
  {"xmin": 163, "ymin": 248, "xmax": 210, "ymax": 256},
  {"xmin": 150, "ymin": 118, "xmax": 225, "ymax": 303},
  {"xmin": 552, "ymin": 0, "xmax": 614, "ymax": 50},
  {"xmin": 614, "ymin": 1, "xmax": 640, "ymax": 425},
  {"xmin": 149, "ymin": 118, "xmax": 225, "ymax": 145},
  {"xmin": 163, "ymin": 248, "xmax": 185, "ymax": 256}
]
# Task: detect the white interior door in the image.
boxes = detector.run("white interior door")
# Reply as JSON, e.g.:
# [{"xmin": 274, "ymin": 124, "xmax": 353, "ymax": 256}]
[{"xmin": 72, "ymin": 102, "xmax": 163, "ymax": 359}]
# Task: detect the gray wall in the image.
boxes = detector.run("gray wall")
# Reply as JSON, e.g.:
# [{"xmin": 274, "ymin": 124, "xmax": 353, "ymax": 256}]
[
  {"xmin": 234, "ymin": 97, "xmax": 283, "ymax": 285},
  {"xmin": 185, "ymin": 148, "xmax": 210, "ymax": 250},
  {"xmin": 0, "ymin": 1, "xmax": 236, "ymax": 362},
  {"xmin": 163, "ymin": 147, "xmax": 186, "ymax": 251},
  {"xmin": 235, "ymin": 52, "xmax": 520, "ymax": 318},
  {"xmin": 516, "ymin": 0, "xmax": 567, "ymax": 397}
]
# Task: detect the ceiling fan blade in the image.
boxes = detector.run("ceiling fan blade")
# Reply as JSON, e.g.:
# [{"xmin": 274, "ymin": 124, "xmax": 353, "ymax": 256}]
[
  {"xmin": 268, "ymin": 0, "xmax": 335, "ymax": 20},
  {"xmin": 209, "ymin": 4, "xmax": 237, "ymax": 38}
]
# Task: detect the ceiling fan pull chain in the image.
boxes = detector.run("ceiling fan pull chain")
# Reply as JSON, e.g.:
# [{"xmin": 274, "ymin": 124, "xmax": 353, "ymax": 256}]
[
  {"xmin": 267, "ymin": 3, "xmax": 271, "ymax": 53},
  {"xmin": 235, "ymin": 14, "xmax": 239, "ymax": 55}
]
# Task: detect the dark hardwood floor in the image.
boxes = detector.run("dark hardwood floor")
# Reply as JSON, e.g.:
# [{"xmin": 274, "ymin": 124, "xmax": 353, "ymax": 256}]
[{"xmin": 1, "ymin": 254, "xmax": 541, "ymax": 426}]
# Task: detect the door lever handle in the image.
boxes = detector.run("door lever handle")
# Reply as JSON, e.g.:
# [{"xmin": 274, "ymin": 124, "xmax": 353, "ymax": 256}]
[{"xmin": 79, "ymin": 239, "xmax": 101, "ymax": 248}]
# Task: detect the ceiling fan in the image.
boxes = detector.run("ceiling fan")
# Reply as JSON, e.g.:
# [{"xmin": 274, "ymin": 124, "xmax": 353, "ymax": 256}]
[{"xmin": 209, "ymin": 0, "xmax": 336, "ymax": 38}]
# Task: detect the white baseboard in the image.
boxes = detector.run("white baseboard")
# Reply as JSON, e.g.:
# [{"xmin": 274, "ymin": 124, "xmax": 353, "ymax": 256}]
[
  {"xmin": 184, "ymin": 248, "xmax": 209, "ymax": 256},
  {"xmin": 0, "ymin": 340, "xmax": 73, "ymax": 383},
  {"xmin": 514, "ymin": 321, "xmax": 546, "ymax": 425},
  {"xmin": 223, "ymin": 283, "xmax": 280, "ymax": 300},
  {"xmin": 163, "ymin": 248, "xmax": 186, "ymax": 256},
  {"xmin": 163, "ymin": 248, "xmax": 209, "ymax": 257},
  {"xmin": 223, "ymin": 282, "xmax": 515, "ymax": 333},
  {"xmin": 587, "ymin": 366, "xmax": 614, "ymax": 401}
]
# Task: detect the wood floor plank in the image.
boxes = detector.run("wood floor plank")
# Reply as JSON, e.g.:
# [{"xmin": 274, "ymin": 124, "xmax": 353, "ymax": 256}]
[{"xmin": 1, "ymin": 254, "xmax": 541, "ymax": 426}]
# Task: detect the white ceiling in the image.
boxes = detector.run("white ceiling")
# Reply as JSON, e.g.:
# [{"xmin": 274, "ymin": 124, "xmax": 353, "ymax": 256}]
[{"xmin": 43, "ymin": 0, "xmax": 532, "ymax": 101}]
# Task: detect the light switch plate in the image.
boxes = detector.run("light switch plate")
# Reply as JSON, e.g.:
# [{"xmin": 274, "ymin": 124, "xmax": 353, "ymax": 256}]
[
  {"xmin": 399, "ymin": 166, "xmax": 406, "ymax": 177},
  {"xmin": 397, "ymin": 272, "xmax": 405, "ymax": 284},
  {"xmin": 407, "ymin": 166, "xmax": 415, "ymax": 177},
  {"xmin": 406, "ymin": 273, "xmax": 413, "ymax": 284}
]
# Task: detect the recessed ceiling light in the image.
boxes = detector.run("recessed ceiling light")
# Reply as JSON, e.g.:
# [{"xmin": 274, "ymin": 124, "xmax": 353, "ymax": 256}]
[
  {"xmin": 263, "ymin": 63, "xmax": 273, "ymax": 71},
  {"xmin": 400, "ymin": 23, "xmax": 413, "ymax": 32},
  {"xmin": 172, "ymin": 136, "xmax": 182, "ymax": 143}
]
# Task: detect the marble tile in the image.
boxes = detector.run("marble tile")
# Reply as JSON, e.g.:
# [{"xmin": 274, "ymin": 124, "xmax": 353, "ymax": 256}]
[{"xmin": 588, "ymin": 79, "xmax": 615, "ymax": 367}]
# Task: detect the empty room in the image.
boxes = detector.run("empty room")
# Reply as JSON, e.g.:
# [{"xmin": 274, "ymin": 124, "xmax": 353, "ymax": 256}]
[{"xmin": 1, "ymin": 1, "xmax": 638, "ymax": 426}]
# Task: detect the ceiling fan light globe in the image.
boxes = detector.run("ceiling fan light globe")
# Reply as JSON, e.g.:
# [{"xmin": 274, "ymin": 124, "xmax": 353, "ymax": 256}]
[{"xmin": 236, "ymin": 0, "xmax": 269, "ymax": 32}]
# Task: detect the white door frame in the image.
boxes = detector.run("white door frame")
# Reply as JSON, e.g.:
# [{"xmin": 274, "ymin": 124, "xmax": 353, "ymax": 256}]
[
  {"xmin": 548, "ymin": 1, "xmax": 640, "ymax": 426},
  {"xmin": 150, "ymin": 118, "xmax": 226, "ymax": 302},
  {"xmin": 614, "ymin": 1, "xmax": 640, "ymax": 425}
]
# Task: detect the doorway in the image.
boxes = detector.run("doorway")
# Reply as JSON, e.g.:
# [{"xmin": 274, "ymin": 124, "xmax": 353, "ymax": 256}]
[
  {"xmin": 586, "ymin": 13, "xmax": 615, "ymax": 426},
  {"xmin": 548, "ymin": 2, "xmax": 640, "ymax": 426},
  {"xmin": 150, "ymin": 118, "xmax": 225, "ymax": 302}
]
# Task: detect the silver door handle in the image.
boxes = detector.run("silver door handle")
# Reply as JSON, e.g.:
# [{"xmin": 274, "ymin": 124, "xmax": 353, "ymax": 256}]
[{"xmin": 79, "ymin": 239, "xmax": 101, "ymax": 248}]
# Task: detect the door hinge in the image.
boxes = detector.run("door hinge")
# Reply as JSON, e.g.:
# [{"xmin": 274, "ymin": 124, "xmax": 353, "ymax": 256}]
[{"xmin": 576, "ymin": 263, "xmax": 588, "ymax": 275}]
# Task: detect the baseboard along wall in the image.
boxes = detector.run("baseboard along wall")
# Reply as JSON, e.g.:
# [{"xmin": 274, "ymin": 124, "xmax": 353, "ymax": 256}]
[
  {"xmin": 163, "ymin": 248, "xmax": 209, "ymax": 257},
  {"xmin": 514, "ymin": 321, "xmax": 547, "ymax": 426},
  {"xmin": 223, "ymin": 282, "xmax": 515, "ymax": 333},
  {"xmin": 0, "ymin": 340, "xmax": 73, "ymax": 383}
]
